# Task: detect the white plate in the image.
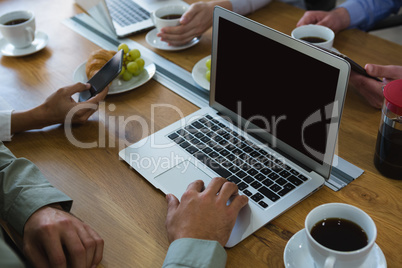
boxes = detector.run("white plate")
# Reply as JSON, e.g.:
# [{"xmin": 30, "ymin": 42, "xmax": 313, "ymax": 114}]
[
  {"xmin": 73, "ymin": 56, "xmax": 156, "ymax": 95},
  {"xmin": 0, "ymin": 31, "xmax": 48, "ymax": 57},
  {"xmin": 145, "ymin": 28, "xmax": 200, "ymax": 51},
  {"xmin": 283, "ymin": 229, "xmax": 387, "ymax": 268},
  {"xmin": 192, "ymin": 55, "xmax": 210, "ymax": 90}
]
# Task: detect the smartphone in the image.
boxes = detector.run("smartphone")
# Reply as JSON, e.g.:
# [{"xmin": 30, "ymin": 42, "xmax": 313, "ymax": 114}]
[
  {"xmin": 79, "ymin": 49, "xmax": 124, "ymax": 102},
  {"xmin": 317, "ymin": 46, "xmax": 382, "ymax": 82}
]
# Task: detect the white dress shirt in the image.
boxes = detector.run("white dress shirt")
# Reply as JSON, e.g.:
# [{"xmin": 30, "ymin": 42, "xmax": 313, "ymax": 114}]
[
  {"xmin": 231, "ymin": 0, "xmax": 306, "ymax": 15},
  {"xmin": 0, "ymin": 97, "xmax": 13, "ymax": 141}
]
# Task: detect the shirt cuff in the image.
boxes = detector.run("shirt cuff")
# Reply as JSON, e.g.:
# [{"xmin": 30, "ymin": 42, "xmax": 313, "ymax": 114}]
[
  {"xmin": 0, "ymin": 110, "xmax": 13, "ymax": 142},
  {"xmin": 163, "ymin": 238, "xmax": 227, "ymax": 268},
  {"xmin": 231, "ymin": 0, "xmax": 272, "ymax": 15},
  {"xmin": 339, "ymin": 1, "xmax": 368, "ymax": 30}
]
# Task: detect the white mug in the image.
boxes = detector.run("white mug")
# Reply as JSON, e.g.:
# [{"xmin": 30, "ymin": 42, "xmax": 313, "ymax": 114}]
[
  {"xmin": 151, "ymin": 5, "xmax": 188, "ymax": 32},
  {"xmin": 0, "ymin": 10, "xmax": 35, "ymax": 48},
  {"xmin": 291, "ymin": 24, "xmax": 334, "ymax": 50},
  {"xmin": 305, "ymin": 203, "xmax": 377, "ymax": 268}
]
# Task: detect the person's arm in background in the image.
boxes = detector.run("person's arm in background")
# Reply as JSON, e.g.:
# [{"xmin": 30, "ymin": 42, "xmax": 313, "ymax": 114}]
[
  {"xmin": 163, "ymin": 177, "xmax": 248, "ymax": 267},
  {"xmin": 296, "ymin": 7, "xmax": 350, "ymax": 33},
  {"xmin": 157, "ymin": 0, "xmax": 273, "ymax": 46},
  {"xmin": 297, "ymin": 0, "xmax": 402, "ymax": 33},
  {"xmin": 0, "ymin": 142, "xmax": 104, "ymax": 267},
  {"xmin": 339, "ymin": 0, "xmax": 402, "ymax": 31}
]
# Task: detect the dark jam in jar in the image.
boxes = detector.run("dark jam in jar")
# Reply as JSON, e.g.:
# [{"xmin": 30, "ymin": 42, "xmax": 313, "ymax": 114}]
[{"xmin": 374, "ymin": 122, "xmax": 402, "ymax": 180}]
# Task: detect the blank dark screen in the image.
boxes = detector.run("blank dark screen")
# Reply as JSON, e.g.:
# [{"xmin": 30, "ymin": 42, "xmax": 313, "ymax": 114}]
[{"xmin": 214, "ymin": 18, "xmax": 340, "ymax": 164}]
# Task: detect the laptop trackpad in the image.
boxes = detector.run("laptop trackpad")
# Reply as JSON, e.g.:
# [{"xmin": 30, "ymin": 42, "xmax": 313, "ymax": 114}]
[{"xmin": 155, "ymin": 161, "xmax": 212, "ymax": 200}]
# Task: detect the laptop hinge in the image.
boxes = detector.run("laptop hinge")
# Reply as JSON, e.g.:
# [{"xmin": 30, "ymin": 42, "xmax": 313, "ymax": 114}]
[{"xmin": 218, "ymin": 112, "xmax": 313, "ymax": 173}]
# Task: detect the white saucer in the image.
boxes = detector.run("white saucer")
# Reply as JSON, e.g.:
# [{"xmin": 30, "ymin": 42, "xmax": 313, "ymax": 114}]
[
  {"xmin": 0, "ymin": 31, "xmax": 48, "ymax": 57},
  {"xmin": 192, "ymin": 55, "xmax": 210, "ymax": 90},
  {"xmin": 145, "ymin": 28, "xmax": 200, "ymax": 51},
  {"xmin": 283, "ymin": 229, "xmax": 387, "ymax": 268},
  {"xmin": 73, "ymin": 56, "xmax": 156, "ymax": 95}
]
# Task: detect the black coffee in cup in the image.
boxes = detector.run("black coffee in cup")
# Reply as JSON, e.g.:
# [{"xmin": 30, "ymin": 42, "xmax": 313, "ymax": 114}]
[
  {"xmin": 311, "ymin": 218, "xmax": 368, "ymax": 251},
  {"xmin": 300, "ymin": 36, "xmax": 327, "ymax": 43},
  {"xmin": 160, "ymin": 14, "xmax": 182, "ymax": 20},
  {"xmin": 4, "ymin": 18, "xmax": 29, "ymax": 26}
]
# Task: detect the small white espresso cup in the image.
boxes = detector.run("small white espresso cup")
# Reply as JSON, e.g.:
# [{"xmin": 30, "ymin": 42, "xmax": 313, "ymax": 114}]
[
  {"xmin": 0, "ymin": 10, "xmax": 35, "ymax": 48},
  {"xmin": 305, "ymin": 203, "xmax": 377, "ymax": 268},
  {"xmin": 291, "ymin": 24, "xmax": 334, "ymax": 50},
  {"xmin": 151, "ymin": 5, "xmax": 188, "ymax": 32}
]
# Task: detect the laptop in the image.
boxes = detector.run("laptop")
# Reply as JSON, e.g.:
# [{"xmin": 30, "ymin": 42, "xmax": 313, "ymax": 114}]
[
  {"xmin": 75, "ymin": 0, "xmax": 187, "ymax": 37},
  {"xmin": 119, "ymin": 7, "xmax": 350, "ymax": 247}
]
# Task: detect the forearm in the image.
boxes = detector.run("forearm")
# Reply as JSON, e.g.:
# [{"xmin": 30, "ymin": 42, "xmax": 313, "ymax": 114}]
[
  {"xmin": 330, "ymin": 7, "xmax": 352, "ymax": 33},
  {"xmin": 10, "ymin": 105, "xmax": 52, "ymax": 135}
]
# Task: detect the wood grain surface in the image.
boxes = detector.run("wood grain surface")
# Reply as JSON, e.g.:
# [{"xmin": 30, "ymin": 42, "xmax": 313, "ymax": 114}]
[{"xmin": 1, "ymin": 0, "xmax": 401, "ymax": 267}]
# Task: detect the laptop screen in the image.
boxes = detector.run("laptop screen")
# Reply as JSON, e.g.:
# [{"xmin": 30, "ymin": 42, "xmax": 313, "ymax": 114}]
[{"xmin": 210, "ymin": 14, "xmax": 348, "ymax": 177}]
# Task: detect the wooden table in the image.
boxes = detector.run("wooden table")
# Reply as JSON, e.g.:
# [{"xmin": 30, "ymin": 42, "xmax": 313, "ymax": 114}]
[{"xmin": 1, "ymin": 0, "xmax": 401, "ymax": 267}]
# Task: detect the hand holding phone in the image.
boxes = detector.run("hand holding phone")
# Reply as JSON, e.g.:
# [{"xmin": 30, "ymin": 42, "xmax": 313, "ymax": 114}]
[
  {"xmin": 79, "ymin": 49, "xmax": 123, "ymax": 102},
  {"xmin": 316, "ymin": 46, "xmax": 382, "ymax": 82}
]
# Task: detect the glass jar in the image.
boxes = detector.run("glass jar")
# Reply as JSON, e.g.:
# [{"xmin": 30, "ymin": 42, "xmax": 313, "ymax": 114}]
[{"xmin": 374, "ymin": 79, "xmax": 402, "ymax": 180}]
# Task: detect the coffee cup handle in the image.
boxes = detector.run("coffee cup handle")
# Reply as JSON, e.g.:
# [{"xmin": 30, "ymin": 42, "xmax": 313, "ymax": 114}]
[
  {"xmin": 26, "ymin": 27, "xmax": 35, "ymax": 42},
  {"xmin": 323, "ymin": 256, "xmax": 336, "ymax": 268},
  {"xmin": 150, "ymin": 11, "xmax": 155, "ymax": 25}
]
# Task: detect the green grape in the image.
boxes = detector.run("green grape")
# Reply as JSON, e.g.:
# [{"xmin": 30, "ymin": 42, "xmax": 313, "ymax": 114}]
[
  {"xmin": 118, "ymin": 43, "xmax": 129, "ymax": 54},
  {"xmin": 205, "ymin": 58, "xmax": 211, "ymax": 70},
  {"xmin": 117, "ymin": 46, "xmax": 144, "ymax": 81},
  {"xmin": 135, "ymin": 58, "xmax": 145, "ymax": 70},
  {"xmin": 122, "ymin": 70, "xmax": 133, "ymax": 81},
  {"xmin": 205, "ymin": 70, "xmax": 210, "ymax": 82},
  {"xmin": 127, "ymin": 61, "xmax": 139, "ymax": 74},
  {"xmin": 132, "ymin": 68, "xmax": 143, "ymax": 76},
  {"xmin": 129, "ymin": 49, "xmax": 141, "ymax": 60}
]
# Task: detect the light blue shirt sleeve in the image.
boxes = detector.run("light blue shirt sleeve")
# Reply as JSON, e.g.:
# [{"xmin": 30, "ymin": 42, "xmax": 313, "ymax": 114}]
[
  {"xmin": 340, "ymin": 0, "xmax": 402, "ymax": 31},
  {"xmin": 162, "ymin": 238, "xmax": 227, "ymax": 268},
  {"xmin": 231, "ymin": 0, "xmax": 305, "ymax": 15}
]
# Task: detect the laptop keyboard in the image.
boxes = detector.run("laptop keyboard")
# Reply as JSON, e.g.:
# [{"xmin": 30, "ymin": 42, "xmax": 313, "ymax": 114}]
[
  {"xmin": 168, "ymin": 115, "xmax": 309, "ymax": 209},
  {"xmin": 106, "ymin": 0, "xmax": 150, "ymax": 27}
]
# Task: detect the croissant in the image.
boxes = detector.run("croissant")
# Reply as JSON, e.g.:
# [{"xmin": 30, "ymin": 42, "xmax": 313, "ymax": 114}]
[{"xmin": 85, "ymin": 49, "xmax": 117, "ymax": 79}]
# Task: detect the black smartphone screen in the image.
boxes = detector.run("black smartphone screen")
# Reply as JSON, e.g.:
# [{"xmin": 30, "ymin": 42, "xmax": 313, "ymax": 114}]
[{"xmin": 79, "ymin": 49, "xmax": 123, "ymax": 102}]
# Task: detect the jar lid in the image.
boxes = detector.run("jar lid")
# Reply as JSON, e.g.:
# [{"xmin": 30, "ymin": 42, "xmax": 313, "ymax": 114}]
[{"xmin": 383, "ymin": 79, "xmax": 402, "ymax": 116}]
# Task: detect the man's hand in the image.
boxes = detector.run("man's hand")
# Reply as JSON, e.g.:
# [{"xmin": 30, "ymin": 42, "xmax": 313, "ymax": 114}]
[
  {"xmin": 296, "ymin": 8, "xmax": 351, "ymax": 33},
  {"xmin": 37, "ymin": 82, "xmax": 109, "ymax": 126},
  {"xmin": 23, "ymin": 205, "xmax": 104, "ymax": 268},
  {"xmin": 165, "ymin": 177, "xmax": 248, "ymax": 247},
  {"xmin": 11, "ymin": 82, "xmax": 108, "ymax": 134},
  {"xmin": 350, "ymin": 64, "xmax": 402, "ymax": 109},
  {"xmin": 157, "ymin": 0, "xmax": 232, "ymax": 46}
]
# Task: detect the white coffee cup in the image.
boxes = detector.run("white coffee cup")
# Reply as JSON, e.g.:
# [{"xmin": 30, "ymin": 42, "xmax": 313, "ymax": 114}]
[
  {"xmin": 151, "ymin": 5, "xmax": 188, "ymax": 32},
  {"xmin": 0, "ymin": 10, "xmax": 35, "ymax": 48},
  {"xmin": 291, "ymin": 24, "xmax": 334, "ymax": 50},
  {"xmin": 305, "ymin": 203, "xmax": 377, "ymax": 268}
]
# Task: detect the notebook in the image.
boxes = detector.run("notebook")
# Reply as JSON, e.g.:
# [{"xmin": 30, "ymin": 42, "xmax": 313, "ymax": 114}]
[
  {"xmin": 74, "ymin": 0, "xmax": 187, "ymax": 37},
  {"xmin": 119, "ymin": 7, "xmax": 350, "ymax": 247}
]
